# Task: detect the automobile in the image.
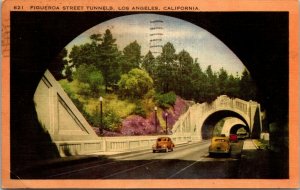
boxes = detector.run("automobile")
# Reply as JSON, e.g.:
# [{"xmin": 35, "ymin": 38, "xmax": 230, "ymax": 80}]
[
  {"xmin": 152, "ymin": 137, "xmax": 175, "ymax": 153},
  {"xmin": 209, "ymin": 136, "xmax": 231, "ymax": 157},
  {"xmin": 229, "ymin": 134, "xmax": 238, "ymax": 142}
]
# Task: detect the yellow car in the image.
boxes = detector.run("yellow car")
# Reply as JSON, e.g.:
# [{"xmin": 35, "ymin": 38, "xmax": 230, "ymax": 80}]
[
  {"xmin": 152, "ymin": 137, "xmax": 175, "ymax": 153},
  {"xmin": 209, "ymin": 136, "xmax": 231, "ymax": 156}
]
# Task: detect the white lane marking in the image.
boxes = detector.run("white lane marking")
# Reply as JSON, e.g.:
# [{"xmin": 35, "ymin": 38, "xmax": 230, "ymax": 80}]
[
  {"xmin": 48, "ymin": 161, "xmax": 119, "ymax": 178},
  {"xmin": 102, "ymin": 160, "xmax": 159, "ymax": 179},
  {"xmin": 167, "ymin": 157, "xmax": 205, "ymax": 179}
]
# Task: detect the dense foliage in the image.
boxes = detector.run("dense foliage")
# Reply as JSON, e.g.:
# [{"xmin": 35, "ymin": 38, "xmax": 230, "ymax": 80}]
[
  {"xmin": 154, "ymin": 92, "xmax": 177, "ymax": 108},
  {"xmin": 91, "ymin": 108, "xmax": 121, "ymax": 132},
  {"xmin": 118, "ymin": 68, "xmax": 154, "ymax": 99},
  {"xmin": 74, "ymin": 64, "xmax": 104, "ymax": 97}
]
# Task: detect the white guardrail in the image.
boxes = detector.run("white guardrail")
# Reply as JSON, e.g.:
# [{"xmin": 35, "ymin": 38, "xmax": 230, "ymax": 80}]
[{"xmin": 54, "ymin": 134, "xmax": 195, "ymax": 156}]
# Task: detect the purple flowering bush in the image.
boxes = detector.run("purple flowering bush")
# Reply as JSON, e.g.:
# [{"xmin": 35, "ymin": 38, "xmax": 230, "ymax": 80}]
[{"xmin": 94, "ymin": 96, "xmax": 189, "ymax": 136}]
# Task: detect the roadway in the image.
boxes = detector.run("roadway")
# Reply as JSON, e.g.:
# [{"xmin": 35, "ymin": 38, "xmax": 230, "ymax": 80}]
[{"xmin": 21, "ymin": 140, "xmax": 246, "ymax": 179}]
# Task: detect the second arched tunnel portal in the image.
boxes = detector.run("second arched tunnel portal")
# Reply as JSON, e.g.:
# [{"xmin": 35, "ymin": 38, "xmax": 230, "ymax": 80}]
[{"xmin": 200, "ymin": 110, "xmax": 250, "ymax": 140}]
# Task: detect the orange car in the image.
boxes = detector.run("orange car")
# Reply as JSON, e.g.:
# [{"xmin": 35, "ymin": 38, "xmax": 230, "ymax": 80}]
[
  {"xmin": 209, "ymin": 136, "xmax": 231, "ymax": 156},
  {"xmin": 152, "ymin": 137, "xmax": 175, "ymax": 153}
]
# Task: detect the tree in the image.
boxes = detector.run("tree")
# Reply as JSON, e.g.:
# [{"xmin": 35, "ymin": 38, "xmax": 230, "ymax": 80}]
[
  {"xmin": 203, "ymin": 65, "xmax": 219, "ymax": 102},
  {"xmin": 90, "ymin": 34, "xmax": 102, "ymax": 42},
  {"xmin": 160, "ymin": 42, "xmax": 176, "ymax": 64},
  {"xmin": 74, "ymin": 64, "xmax": 104, "ymax": 97},
  {"xmin": 177, "ymin": 50, "xmax": 194, "ymax": 98},
  {"xmin": 142, "ymin": 51, "xmax": 156, "ymax": 77},
  {"xmin": 189, "ymin": 60, "xmax": 206, "ymax": 102},
  {"xmin": 239, "ymin": 69, "xmax": 257, "ymax": 100},
  {"xmin": 69, "ymin": 43, "xmax": 97, "ymax": 68},
  {"xmin": 97, "ymin": 29, "xmax": 121, "ymax": 91},
  {"xmin": 225, "ymin": 74, "xmax": 240, "ymax": 98},
  {"xmin": 218, "ymin": 67, "xmax": 229, "ymax": 94},
  {"xmin": 49, "ymin": 48, "xmax": 68, "ymax": 80},
  {"xmin": 69, "ymin": 30, "xmax": 121, "ymax": 92},
  {"xmin": 155, "ymin": 42, "xmax": 177, "ymax": 93},
  {"xmin": 122, "ymin": 40, "xmax": 142, "ymax": 73},
  {"xmin": 118, "ymin": 68, "xmax": 154, "ymax": 98}
]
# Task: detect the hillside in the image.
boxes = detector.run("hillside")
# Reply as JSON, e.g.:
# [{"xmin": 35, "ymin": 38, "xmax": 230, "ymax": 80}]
[
  {"xmin": 59, "ymin": 79, "xmax": 190, "ymax": 136},
  {"xmin": 98, "ymin": 96, "xmax": 190, "ymax": 136}
]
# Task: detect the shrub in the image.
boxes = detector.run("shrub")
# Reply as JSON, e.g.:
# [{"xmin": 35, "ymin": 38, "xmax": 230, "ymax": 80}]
[
  {"xmin": 103, "ymin": 109, "xmax": 122, "ymax": 132},
  {"xmin": 91, "ymin": 108, "xmax": 121, "ymax": 132},
  {"xmin": 118, "ymin": 68, "xmax": 154, "ymax": 99},
  {"xmin": 131, "ymin": 102, "xmax": 146, "ymax": 118},
  {"xmin": 155, "ymin": 91, "xmax": 177, "ymax": 108}
]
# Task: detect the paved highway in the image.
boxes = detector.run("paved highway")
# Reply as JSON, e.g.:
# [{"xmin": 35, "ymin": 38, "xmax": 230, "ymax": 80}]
[{"xmin": 21, "ymin": 140, "xmax": 245, "ymax": 179}]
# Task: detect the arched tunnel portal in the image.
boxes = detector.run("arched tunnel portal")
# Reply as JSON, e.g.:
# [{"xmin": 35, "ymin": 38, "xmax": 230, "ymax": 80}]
[
  {"xmin": 221, "ymin": 117, "xmax": 249, "ymax": 137},
  {"xmin": 230, "ymin": 124, "xmax": 250, "ymax": 134},
  {"xmin": 201, "ymin": 110, "xmax": 249, "ymax": 140},
  {"xmin": 230, "ymin": 123, "xmax": 251, "ymax": 139}
]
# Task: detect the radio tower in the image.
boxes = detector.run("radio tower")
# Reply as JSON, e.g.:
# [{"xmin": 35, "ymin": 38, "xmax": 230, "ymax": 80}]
[{"xmin": 149, "ymin": 20, "xmax": 164, "ymax": 57}]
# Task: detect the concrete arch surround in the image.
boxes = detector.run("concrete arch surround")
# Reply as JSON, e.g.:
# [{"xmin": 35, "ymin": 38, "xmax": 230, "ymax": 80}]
[
  {"xmin": 194, "ymin": 95, "xmax": 262, "ymax": 140},
  {"xmin": 221, "ymin": 117, "xmax": 248, "ymax": 137},
  {"xmin": 200, "ymin": 110, "xmax": 250, "ymax": 139}
]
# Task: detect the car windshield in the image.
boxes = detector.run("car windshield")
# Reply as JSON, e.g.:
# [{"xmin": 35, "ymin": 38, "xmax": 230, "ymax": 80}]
[
  {"xmin": 214, "ymin": 139, "xmax": 226, "ymax": 142},
  {"xmin": 158, "ymin": 138, "xmax": 168, "ymax": 141}
]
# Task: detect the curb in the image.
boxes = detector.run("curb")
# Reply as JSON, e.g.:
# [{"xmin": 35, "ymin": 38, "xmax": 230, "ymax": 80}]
[{"xmin": 251, "ymin": 139, "xmax": 260, "ymax": 149}]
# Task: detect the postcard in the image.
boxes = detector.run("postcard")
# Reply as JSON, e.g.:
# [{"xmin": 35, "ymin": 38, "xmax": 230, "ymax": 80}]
[{"xmin": 1, "ymin": 0, "xmax": 299, "ymax": 188}]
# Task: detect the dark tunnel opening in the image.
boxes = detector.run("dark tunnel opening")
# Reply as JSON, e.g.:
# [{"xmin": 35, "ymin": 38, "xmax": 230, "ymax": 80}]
[{"xmin": 230, "ymin": 124, "xmax": 250, "ymax": 134}]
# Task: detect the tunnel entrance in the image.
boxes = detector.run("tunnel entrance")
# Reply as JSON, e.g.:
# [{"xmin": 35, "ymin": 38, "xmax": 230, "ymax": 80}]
[
  {"xmin": 230, "ymin": 124, "xmax": 250, "ymax": 134},
  {"xmin": 201, "ymin": 110, "xmax": 249, "ymax": 140},
  {"xmin": 230, "ymin": 124, "xmax": 250, "ymax": 139}
]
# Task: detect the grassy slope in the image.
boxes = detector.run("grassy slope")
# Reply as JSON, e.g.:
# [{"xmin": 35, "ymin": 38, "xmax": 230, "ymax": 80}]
[{"xmin": 60, "ymin": 79, "xmax": 137, "ymax": 117}]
